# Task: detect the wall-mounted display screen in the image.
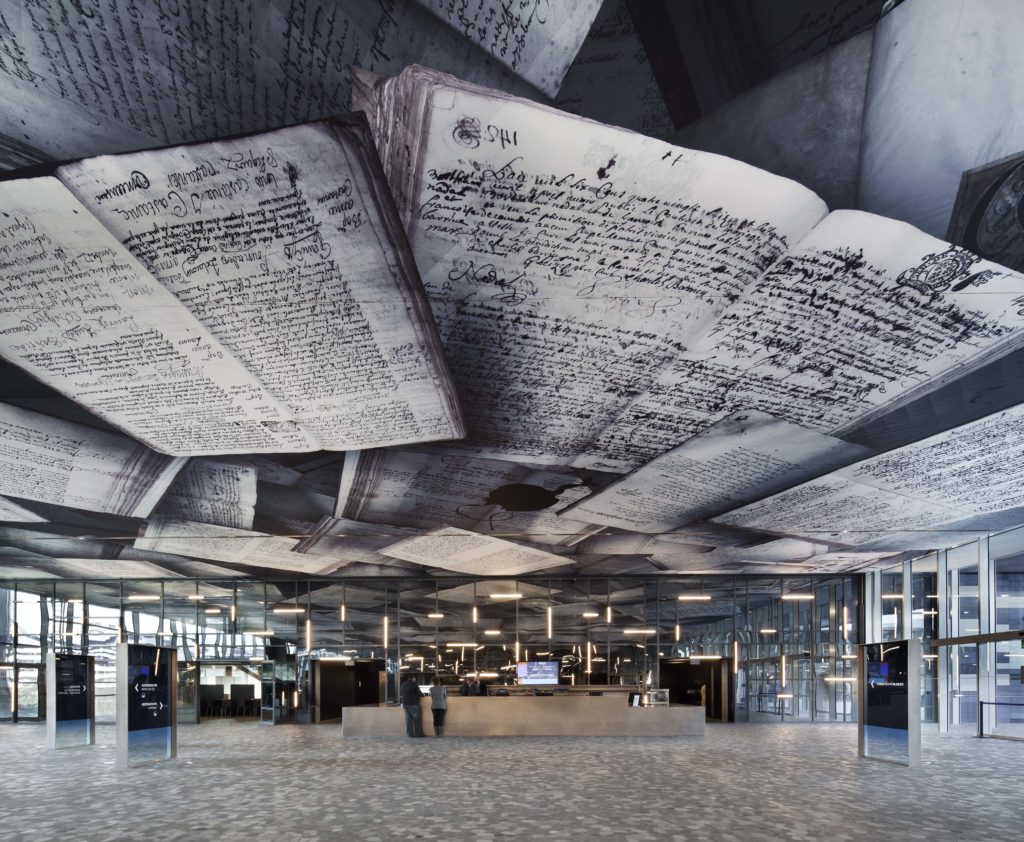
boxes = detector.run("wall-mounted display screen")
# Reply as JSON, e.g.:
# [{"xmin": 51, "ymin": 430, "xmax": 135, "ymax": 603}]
[{"xmin": 516, "ymin": 661, "xmax": 560, "ymax": 685}]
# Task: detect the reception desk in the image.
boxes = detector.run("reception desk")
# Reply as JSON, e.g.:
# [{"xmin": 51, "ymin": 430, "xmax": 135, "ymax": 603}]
[{"xmin": 342, "ymin": 695, "xmax": 704, "ymax": 737}]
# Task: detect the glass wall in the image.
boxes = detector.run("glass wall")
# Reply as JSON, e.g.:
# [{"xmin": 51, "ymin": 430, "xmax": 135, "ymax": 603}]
[
  {"xmin": 991, "ymin": 529, "xmax": 1024, "ymax": 738},
  {"xmin": 671, "ymin": 576, "xmax": 860, "ymax": 723},
  {"xmin": 866, "ymin": 523, "xmax": 1024, "ymax": 736},
  {"xmin": 1, "ymin": 572, "xmax": 863, "ymax": 725},
  {"xmin": 911, "ymin": 553, "xmax": 939, "ymax": 723}
]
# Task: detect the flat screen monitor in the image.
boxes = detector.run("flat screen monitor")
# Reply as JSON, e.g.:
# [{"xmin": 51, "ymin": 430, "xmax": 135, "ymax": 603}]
[{"xmin": 516, "ymin": 661, "xmax": 559, "ymax": 685}]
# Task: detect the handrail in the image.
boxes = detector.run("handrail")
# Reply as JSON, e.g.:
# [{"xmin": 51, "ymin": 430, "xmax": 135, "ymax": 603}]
[{"xmin": 977, "ymin": 700, "xmax": 1024, "ymax": 738}]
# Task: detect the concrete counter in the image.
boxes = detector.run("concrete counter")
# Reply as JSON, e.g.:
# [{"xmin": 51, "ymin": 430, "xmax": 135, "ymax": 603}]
[{"xmin": 342, "ymin": 695, "xmax": 705, "ymax": 737}]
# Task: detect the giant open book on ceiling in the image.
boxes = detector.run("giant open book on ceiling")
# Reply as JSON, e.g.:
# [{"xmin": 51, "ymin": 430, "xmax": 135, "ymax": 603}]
[
  {"xmin": 0, "ymin": 115, "xmax": 464, "ymax": 456},
  {"xmin": 354, "ymin": 66, "xmax": 1024, "ymax": 475},
  {"xmin": 332, "ymin": 64, "xmax": 1024, "ymax": 551}
]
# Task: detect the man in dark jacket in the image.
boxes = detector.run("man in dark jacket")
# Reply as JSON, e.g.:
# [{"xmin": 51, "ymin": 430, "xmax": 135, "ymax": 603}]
[{"xmin": 400, "ymin": 675, "xmax": 425, "ymax": 737}]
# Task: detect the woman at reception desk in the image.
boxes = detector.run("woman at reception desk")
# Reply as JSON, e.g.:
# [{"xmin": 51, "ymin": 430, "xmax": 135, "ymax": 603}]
[{"xmin": 342, "ymin": 687, "xmax": 705, "ymax": 737}]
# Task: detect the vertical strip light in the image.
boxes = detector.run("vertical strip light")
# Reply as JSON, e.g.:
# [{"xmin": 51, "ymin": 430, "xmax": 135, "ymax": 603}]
[
  {"xmin": 305, "ymin": 618, "xmax": 312, "ymax": 652},
  {"xmin": 383, "ymin": 614, "xmax": 388, "ymax": 652},
  {"xmin": 472, "ymin": 605, "xmax": 478, "ymax": 624},
  {"xmin": 514, "ymin": 639, "xmax": 520, "ymax": 663},
  {"xmin": 547, "ymin": 604, "xmax": 553, "ymax": 640},
  {"xmin": 781, "ymin": 653, "xmax": 787, "ymax": 688},
  {"xmin": 733, "ymin": 640, "xmax": 738, "ymax": 674}
]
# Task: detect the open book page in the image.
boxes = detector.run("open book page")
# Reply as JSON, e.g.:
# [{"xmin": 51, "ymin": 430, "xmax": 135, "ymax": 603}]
[
  {"xmin": 0, "ymin": 178, "xmax": 318, "ymax": 455},
  {"xmin": 293, "ymin": 516, "xmax": 422, "ymax": 566},
  {"xmin": 135, "ymin": 517, "xmax": 340, "ymax": 574},
  {"xmin": 57, "ymin": 118, "xmax": 464, "ymax": 452},
  {"xmin": 650, "ymin": 537, "xmax": 830, "ymax": 574},
  {"xmin": 0, "ymin": 1, "xmax": 536, "ymax": 168},
  {"xmin": 435, "ymin": 579, "xmax": 553, "ymax": 604},
  {"xmin": 337, "ymin": 448, "xmax": 536, "ymax": 525},
  {"xmin": 0, "ymin": 496, "xmax": 48, "ymax": 522},
  {"xmin": 714, "ymin": 404, "xmax": 1024, "ymax": 547},
  {"xmin": 412, "ymin": 0, "xmax": 603, "ymax": 97},
  {"xmin": 496, "ymin": 468, "xmax": 607, "ymax": 546},
  {"xmin": 565, "ymin": 411, "xmax": 873, "ymax": 533},
  {"xmin": 336, "ymin": 447, "xmax": 605, "ymax": 544},
  {"xmin": 554, "ymin": 0, "xmax": 676, "ymax": 139},
  {"xmin": 379, "ymin": 525, "xmax": 568, "ymax": 574},
  {"xmin": 0, "ymin": 527, "xmax": 124, "ymax": 561},
  {"xmin": 33, "ymin": 557, "xmax": 174, "ymax": 578},
  {"xmin": 210, "ymin": 455, "xmax": 302, "ymax": 487},
  {"xmin": 253, "ymin": 482, "xmax": 336, "ymax": 534},
  {"xmin": 0, "ymin": 402, "xmax": 186, "ymax": 518},
  {"xmin": 154, "ymin": 459, "xmax": 258, "ymax": 530},
  {"xmin": 371, "ymin": 65, "xmax": 827, "ymax": 464},
  {"xmin": 578, "ymin": 209, "xmax": 1024, "ymax": 470},
  {"xmin": 117, "ymin": 545, "xmax": 254, "ymax": 579}
]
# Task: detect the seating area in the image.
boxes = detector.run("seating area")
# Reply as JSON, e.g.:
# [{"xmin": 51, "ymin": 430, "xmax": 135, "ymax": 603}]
[{"xmin": 200, "ymin": 685, "xmax": 259, "ymax": 719}]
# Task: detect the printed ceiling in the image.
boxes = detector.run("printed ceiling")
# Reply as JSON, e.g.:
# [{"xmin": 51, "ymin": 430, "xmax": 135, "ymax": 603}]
[{"xmin": 1, "ymin": 0, "xmax": 1024, "ymax": 625}]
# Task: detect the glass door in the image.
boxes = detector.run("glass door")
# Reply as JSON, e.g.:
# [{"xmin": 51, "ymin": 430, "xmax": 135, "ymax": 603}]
[
  {"xmin": 989, "ymin": 640, "xmax": 1024, "ymax": 738},
  {"xmin": 948, "ymin": 643, "xmax": 978, "ymax": 730},
  {"xmin": 177, "ymin": 661, "xmax": 198, "ymax": 724},
  {"xmin": 15, "ymin": 665, "xmax": 43, "ymax": 721},
  {"xmin": 260, "ymin": 661, "xmax": 275, "ymax": 723},
  {"xmin": 780, "ymin": 655, "xmax": 813, "ymax": 721},
  {"xmin": 0, "ymin": 664, "xmax": 13, "ymax": 720}
]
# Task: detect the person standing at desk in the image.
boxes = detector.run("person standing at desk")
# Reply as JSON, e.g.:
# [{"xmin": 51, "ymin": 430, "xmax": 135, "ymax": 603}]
[
  {"xmin": 429, "ymin": 676, "xmax": 447, "ymax": 737},
  {"xmin": 400, "ymin": 675, "xmax": 424, "ymax": 737}
]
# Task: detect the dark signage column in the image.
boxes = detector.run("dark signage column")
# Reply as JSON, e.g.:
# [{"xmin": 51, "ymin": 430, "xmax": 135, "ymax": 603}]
[
  {"xmin": 46, "ymin": 653, "xmax": 95, "ymax": 750},
  {"xmin": 116, "ymin": 643, "xmax": 177, "ymax": 768},
  {"xmin": 857, "ymin": 639, "xmax": 921, "ymax": 767}
]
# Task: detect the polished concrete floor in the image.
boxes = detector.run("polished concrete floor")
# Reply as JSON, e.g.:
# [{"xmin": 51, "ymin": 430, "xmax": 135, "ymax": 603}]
[{"xmin": 0, "ymin": 719, "xmax": 1019, "ymax": 841}]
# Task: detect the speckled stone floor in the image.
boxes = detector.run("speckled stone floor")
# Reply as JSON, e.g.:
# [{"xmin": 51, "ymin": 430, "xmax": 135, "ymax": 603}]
[{"xmin": 0, "ymin": 719, "xmax": 1019, "ymax": 841}]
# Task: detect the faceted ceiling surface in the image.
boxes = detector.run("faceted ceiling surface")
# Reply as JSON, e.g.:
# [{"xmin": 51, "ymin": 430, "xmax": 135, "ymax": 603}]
[{"xmin": 1, "ymin": 0, "xmax": 1024, "ymax": 605}]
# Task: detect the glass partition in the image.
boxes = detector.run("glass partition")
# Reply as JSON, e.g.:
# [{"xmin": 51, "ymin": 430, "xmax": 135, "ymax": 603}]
[
  {"xmin": 947, "ymin": 541, "xmax": 980, "ymax": 729},
  {"xmin": 2, "ymin": 572, "xmax": 864, "ymax": 725},
  {"xmin": 990, "ymin": 530, "xmax": 1024, "ymax": 738},
  {"xmin": 912, "ymin": 553, "xmax": 939, "ymax": 722}
]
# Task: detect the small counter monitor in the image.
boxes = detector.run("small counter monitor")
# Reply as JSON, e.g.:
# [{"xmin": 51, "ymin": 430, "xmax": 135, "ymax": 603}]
[{"xmin": 516, "ymin": 661, "xmax": 559, "ymax": 685}]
